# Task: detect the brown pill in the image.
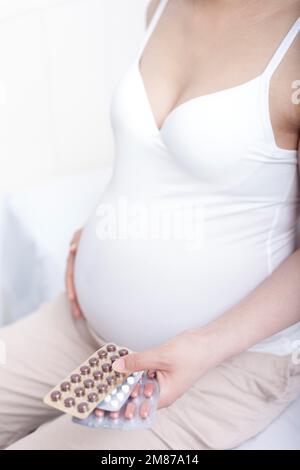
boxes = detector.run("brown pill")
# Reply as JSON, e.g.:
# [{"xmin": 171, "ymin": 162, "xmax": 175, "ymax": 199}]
[
  {"xmin": 71, "ymin": 373, "xmax": 81, "ymax": 383},
  {"xmin": 83, "ymin": 379, "xmax": 94, "ymax": 389},
  {"xmin": 102, "ymin": 363, "xmax": 112, "ymax": 373},
  {"xmin": 60, "ymin": 381, "xmax": 71, "ymax": 392},
  {"xmin": 89, "ymin": 357, "xmax": 99, "ymax": 368},
  {"xmin": 80, "ymin": 365, "xmax": 90, "ymax": 375},
  {"xmin": 97, "ymin": 383, "xmax": 108, "ymax": 394},
  {"xmin": 50, "ymin": 390, "xmax": 61, "ymax": 402},
  {"xmin": 118, "ymin": 348, "xmax": 129, "ymax": 357},
  {"xmin": 74, "ymin": 386, "xmax": 85, "ymax": 397},
  {"xmin": 130, "ymin": 383, "xmax": 141, "ymax": 399},
  {"xmin": 77, "ymin": 402, "xmax": 89, "ymax": 414},
  {"xmin": 110, "ymin": 354, "xmax": 119, "ymax": 363},
  {"xmin": 106, "ymin": 344, "xmax": 116, "ymax": 352},
  {"xmin": 94, "ymin": 408, "xmax": 105, "ymax": 418},
  {"xmin": 93, "ymin": 370, "xmax": 103, "ymax": 381},
  {"xmin": 114, "ymin": 371, "xmax": 124, "ymax": 378},
  {"xmin": 144, "ymin": 383, "xmax": 155, "ymax": 398},
  {"xmin": 125, "ymin": 402, "xmax": 136, "ymax": 420},
  {"xmin": 88, "ymin": 392, "xmax": 99, "ymax": 403},
  {"xmin": 139, "ymin": 401, "xmax": 151, "ymax": 419},
  {"xmin": 106, "ymin": 375, "xmax": 116, "ymax": 386},
  {"xmin": 64, "ymin": 397, "xmax": 75, "ymax": 408},
  {"xmin": 98, "ymin": 350, "xmax": 108, "ymax": 359},
  {"xmin": 109, "ymin": 411, "xmax": 119, "ymax": 420},
  {"xmin": 147, "ymin": 370, "xmax": 156, "ymax": 379}
]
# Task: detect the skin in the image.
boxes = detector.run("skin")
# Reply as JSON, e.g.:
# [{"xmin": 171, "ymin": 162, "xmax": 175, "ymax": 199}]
[
  {"xmin": 65, "ymin": 228, "xmax": 83, "ymax": 318},
  {"xmin": 67, "ymin": 0, "xmax": 300, "ymax": 408}
]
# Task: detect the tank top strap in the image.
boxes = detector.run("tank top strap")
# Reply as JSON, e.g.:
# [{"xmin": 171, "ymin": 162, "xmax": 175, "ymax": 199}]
[
  {"xmin": 263, "ymin": 17, "xmax": 300, "ymax": 80},
  {"xmin": 137, "ymin": 0, "xmax": 169, "ymax": 61}
]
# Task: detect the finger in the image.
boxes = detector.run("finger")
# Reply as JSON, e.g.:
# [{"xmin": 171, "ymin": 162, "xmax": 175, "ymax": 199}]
[
  {"xmin": 72, "ymin": 299, "xmax": 82, "ymax": 319},
  {"xmin": 66, "ymin": 253, "xmax": 76, "ymax": 300},
  {"xmin": 66, "ymin": 236, "xmax": 83, "ymax": 318},
  {"xmin": 68, "ymin": 254, "xmax": 83, "ymax": 318},
  {"xmin": 69, "ymin": 253, "xmax": 78, "ymax": 301},
  {"xmin": 157, "ymin": 393, "xmax": 171, "ymax": 409},
  {"xmin": 65, "ymin": 254, "xmax": 73, "ymax": 297},
  {"xmin": 69, "ymin": 243, "xmax": 77, "ymax": 254},
  {"xmin": 70, "ymin": 229, "xmax": 82, "ymax": 247},
  {"xmin": 112, "ymin": 350, "xmax": 165, "ymax": 373},
  {"xmin": 155, "ymin": 373, "xmax": 174, "ymax": 409}
]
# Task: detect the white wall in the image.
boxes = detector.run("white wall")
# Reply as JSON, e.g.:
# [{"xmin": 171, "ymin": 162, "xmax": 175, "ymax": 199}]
[
  {"xmin": 0, "ymin": 0, "xmax": 148, "ymax": 325},
  {"xmin": 0, "ymin": 0, "xmax": 148, "ymax": 197}
]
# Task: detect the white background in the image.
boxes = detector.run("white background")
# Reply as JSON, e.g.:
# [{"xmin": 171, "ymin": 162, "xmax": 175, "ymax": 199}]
[
  {"xmin": 0, "ymin": 0, "xmax": 148, "ymax": 325},
  {"xmin": 0, "ymin": 0, "xmax": 148, "ymax": 198}
]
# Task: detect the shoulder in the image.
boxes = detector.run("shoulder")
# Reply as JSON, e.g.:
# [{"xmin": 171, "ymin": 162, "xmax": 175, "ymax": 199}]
[
  {"xmin": 146, "ymin": 0, "xmax": 161, "ymax": 27},
  {"xmin": 292, "ymin": 33, "xmax": 300, "ymax": 108},
  {"xmin": 273, "ymin": 31, "xmax": 300, "ymax": 133},
  {"xmin": 288, "ymin": 33, "xmax": 300, "ymax": 132}
]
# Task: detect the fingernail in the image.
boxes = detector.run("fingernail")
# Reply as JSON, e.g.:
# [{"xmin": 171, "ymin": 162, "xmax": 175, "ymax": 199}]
[
  {"xmin": 74, "ymin": 307, "xmax": 81, "ymax": 318},
  {"xmin": 112, "ymin": 358, "xmax": 125, "ymax": 372},
  {"xmin": 69, "ymin": 243, "xmax": 77, "ymax": 253}
]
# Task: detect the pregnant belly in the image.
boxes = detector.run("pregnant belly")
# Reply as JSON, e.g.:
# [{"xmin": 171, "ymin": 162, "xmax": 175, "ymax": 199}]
[{"xmin": 74, "ymin": 212, "xmax": 268, "ymax": 351}]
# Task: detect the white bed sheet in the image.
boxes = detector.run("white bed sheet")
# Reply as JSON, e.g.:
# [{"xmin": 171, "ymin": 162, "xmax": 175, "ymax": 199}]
[
  {"xmin": 238, "ymin": 397, "xmax": 300, "ymax": 450},
  {"xmin": 1, "ymin": 168, "xmax": 299, "ymax": 450}
]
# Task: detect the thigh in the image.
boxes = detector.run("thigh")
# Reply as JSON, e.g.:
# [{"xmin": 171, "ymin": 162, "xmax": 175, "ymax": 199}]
[
  {"xmin": 7, "ymin": 351, "xmax": 299, "ymax": 450},
  {"xmin": 0, "ymin": 293, "xmax": 98, "ymax": 449},
  {"xmin": 159, "ymin": 351, "xmax": 300, "ymax": 450},
  {"xmin": 6, "ymin": 413, "xmax": 173, "ymax": 450}
]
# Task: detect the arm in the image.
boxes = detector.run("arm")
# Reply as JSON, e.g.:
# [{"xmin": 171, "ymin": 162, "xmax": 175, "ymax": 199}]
[
  {"xmin": 113, "ymin": 140, "xmax": 300, "ymax": 408},
  {"xmin": 193, "ymin": 231, "xmax": 300, "ymax": 369},
  {"xmin": 200, "ymin": 41, "xmax": 300, "ymax": 366}
]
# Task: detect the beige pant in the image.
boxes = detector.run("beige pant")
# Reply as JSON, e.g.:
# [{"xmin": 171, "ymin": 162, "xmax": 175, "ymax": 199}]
[{"xmin": 0, "ymin": 292, "xmax": 299, "ymax": 450}]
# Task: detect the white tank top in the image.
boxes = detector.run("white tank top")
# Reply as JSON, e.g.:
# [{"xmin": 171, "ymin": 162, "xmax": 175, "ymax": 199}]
[{"xmin": 75, "ymin": 0, "xmax": 300, "ymax": 354}]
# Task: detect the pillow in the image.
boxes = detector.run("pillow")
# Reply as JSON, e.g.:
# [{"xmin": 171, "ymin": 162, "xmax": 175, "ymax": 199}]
[{"xmin": 1, "ymin": 167, "xmax": 112, "ymax": 322}]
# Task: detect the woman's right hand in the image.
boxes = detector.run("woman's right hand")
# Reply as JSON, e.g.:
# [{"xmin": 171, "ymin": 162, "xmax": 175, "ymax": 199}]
[{"xmin": 65, "ymin": 228, "xmax": 83, "ymax": 318}]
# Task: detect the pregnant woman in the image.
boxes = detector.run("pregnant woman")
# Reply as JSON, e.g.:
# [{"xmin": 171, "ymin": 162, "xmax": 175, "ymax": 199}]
[{"xmin": 1, "ymin": 0, "xmax": 300, "ymax": 450}]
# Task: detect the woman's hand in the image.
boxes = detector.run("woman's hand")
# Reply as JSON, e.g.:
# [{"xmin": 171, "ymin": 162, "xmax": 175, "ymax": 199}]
[
  {"xmin": 65, "ymin": 228, "xmax": 83, "ymax": 318},
  {"xmin": 112, "ymin": 247, "xmax": 300, "ymax": 409},
  {"xmin": 112, "ymin": 246, "xmax": 300, "ymax": 409},
  {"xmin": 112, "ymin": 329, "xmax": 209, "ymax": 409}
]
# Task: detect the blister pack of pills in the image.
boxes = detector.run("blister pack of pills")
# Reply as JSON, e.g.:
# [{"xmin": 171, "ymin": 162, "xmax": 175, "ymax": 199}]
[
  {"xmin": 97, "ymin": 371, "xmax": 143, "ymax": 411},
  {"xmin": 43, "ymin": 343, "xmax": 131, "ymax": 419},
  {"xmin": 73, "ymin": 372, "xmax": 159, "ymax": 430}
]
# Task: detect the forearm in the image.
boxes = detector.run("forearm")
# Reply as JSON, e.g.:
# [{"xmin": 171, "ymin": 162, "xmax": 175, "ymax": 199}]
[
  {"xmin": 115, "ymin": 250, "xmax": 300, "ymax": 408},
  {"xmin": 197, "ymin": 248, "xmax": 300, "ymax": 371}
]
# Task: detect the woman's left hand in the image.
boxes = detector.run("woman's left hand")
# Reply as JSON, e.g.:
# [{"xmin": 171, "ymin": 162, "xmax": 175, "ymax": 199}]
[
  {"xmin": 112, "ymin": 329, "xmax": 208, "ymax": 409},
  {"xmin": 65, "ymin": 228, "xmax": 83, "ymax": 318}
]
